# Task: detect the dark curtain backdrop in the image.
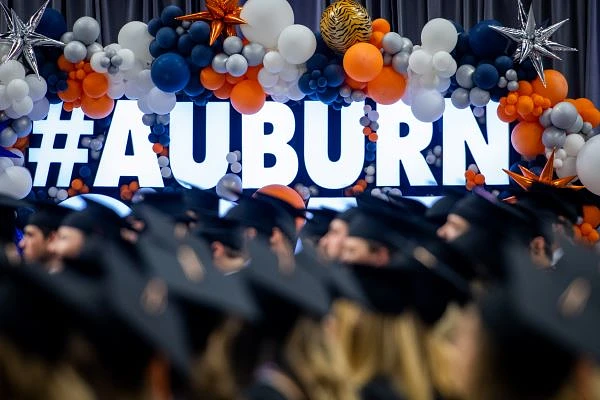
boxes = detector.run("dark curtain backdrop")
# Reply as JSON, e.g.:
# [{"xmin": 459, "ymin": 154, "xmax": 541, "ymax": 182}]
[{"xmin": 2, "ymin": 0, "xmax": 598, "ymax": 104}]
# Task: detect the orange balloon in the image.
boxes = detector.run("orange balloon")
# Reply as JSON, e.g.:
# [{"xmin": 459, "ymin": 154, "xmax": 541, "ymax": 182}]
[
  {"xmin": 63, "ymin": 102, "xmax": 75, "ymax": 112},
  {"xmin": 246, "ymin": 66, "xmax": 261, "ymax": 81},
  {"xmin": 57, "ymin": 55, "xmax": 74, "ymax": 72},
  {"xmin": 517, "ymin": 81, "xmax": 533, "ymax": 96},
  {"xmin": 369, "ymin": 31, "xmax": 384, "ymax": 48},
  {"xmin": 230, "ymin": 80, "xmax": 265, "ymax": 115},
  {"xmin": 58, "ymin": 80, "xmax": 82, "ymax": 102},
  {"xmin": 71, "ymin": 179, "xmax": 83, "ymax": 190},
  {"xmin": 345, "ymin": 76, "xmax": 367, "ymax": 90},
  {"xmin": 588, "ymin": 230, "xmax": 600, "ymax": 243},
  {"xmin": 255, "ymin": 184, "xmax": 306, "ymax": 232},
  {"xmin": 580, "ymin": 223, "xmax": 593, "ymax": 236},
  {"xmin": 497, "ymin": 105, "xmax": 516, "ymax": 123},
  {"xmin": 372, "ymin": 18, "xmax": 391, "ymax": 34},
  {"xmin": 83, "ymin": 63, "xmax": 93, "ymax": 74},
  {"xmin": 213, "ymin": 81, "xmax": 233, "ymax": 99},
  {"xmin": 226, "ymin": 74, "xmax": 244, "ymax": 85},
  {"xmin": 152, "ymin": 143, "xmax": 164, "ymax": 153},
  {"xmin": 511, "ymin": 121, "xmax": 545, "ymax": 159},
  {"xmin": 200, "ymin": 67, "xmax": 226, "ymax": 90},
  {"xmin": 81, "ymin": 95, "xmax": 114, "ymax": 119},
  {"xmin": 82, "ymin": 72, "xmax": 109, "ymax": 99},
  {"xmin": 517, "ymin": 95, "xmax": 534, "ymax": 116},
  {"xmin": 129, "ymin": 181, "xmax": 140, "ymax": 191},
  {"xmin": 81, "ymin": 185, "xmax": 90, "ymax": 194},
  {"xmin": 506, "ymin": 93, "xmax": 518, "ymax": 105},
  {"xmin": 579, "ymin": 108, "xmax": 600, "ymax": 128},
  {"xmin": 367, "ymin": 66, "xmax": 406, "ymax": 105},
  {"xmin": 75, "ymin": 69, "xmax": 86, "ymax": 80},
  {"xmin": 343, "ymin": 42, "xmax": 384, "ymax": 83},
  {"xmin": 573, "ymin": 98, "xmax": 596, "ymax": 112},
  {"xmin": 532, "ymin": 70, "xmax": 568, "ymax": 106},
  {"xmin": 583, "ymin": 205, "xmax": 600, "ymax": 228},
  {"xmin": 474, "ymin": 174, "xmax": 485, "ymax": 185}
]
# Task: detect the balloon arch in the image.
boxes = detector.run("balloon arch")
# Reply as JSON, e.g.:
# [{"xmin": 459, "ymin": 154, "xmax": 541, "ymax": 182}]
[{"xmin": 0, "ymin": 0, "xmax": 599, "ymax": 225}]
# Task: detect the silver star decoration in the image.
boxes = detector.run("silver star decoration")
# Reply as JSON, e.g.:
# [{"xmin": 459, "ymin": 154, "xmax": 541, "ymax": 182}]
[
  {"xmin": 0, "ymin": 0, "xmax": 64, "ymax": 79},
  {"xmin": 489, "ymin": 0, "xmax": 577, "ymax": 86}
]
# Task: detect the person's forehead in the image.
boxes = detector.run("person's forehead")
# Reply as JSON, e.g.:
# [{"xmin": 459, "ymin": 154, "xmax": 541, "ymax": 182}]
[{"xmin": 24, "ymin": 225, "xmax": 43, "ymax": 234}]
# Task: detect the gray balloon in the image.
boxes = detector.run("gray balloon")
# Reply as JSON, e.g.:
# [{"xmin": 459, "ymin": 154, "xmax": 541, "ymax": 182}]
[
  {"xmin": 212, "ymin": 53, "xmax": 229, "ymax": 74},
  {"xmin": 64, "ymin": 41, "xmax": 88, "ymax": 63},
  {"xmin": 242, "ymin": 43, "xmax": 265, "ymax": 67},
  {"xmin": 507, "ymin": 81, "xmax": 519, "ymax": 91},
  {"xmin": 542, "ymin": 126, "xmax": 567, "ymax": 148},
  {"xmin": 60, "ymin": 31, "xmax": 74, "ymax": 44},
  {"xmin": 73, "ymin": 16, "xmax": 100, "ymax": 45},
  {"xmin": 382, "ymin": 32, "xmax": 404, "ymax": 55},
  {"xmin": 156, "ymin": 114, "xmax": 170, "ymax": 125},
  {"xmin": 100, "ymin": 56, "xmax": 111, "ymax": 68},
  {"xmin": 351, "ymin": 90, "xmax": 366, "ymax": 102},
  {"xmin": 451, "ymin": 88, "xmax": 470, "ymax": 109},
  {"xmin": 11, "ymin": 116, "xmax": 32, "ymax": 136},
  {"xmin": 505, "ymin": 69, "xmax": 518, "ymax": 81},
  {"xmin": 497, "ymin": 77, "xmax": 508, "ymax": 88},
  {"xmin": 469, "ymin": 87, "xmax": 490, "ymax": 107},
  {"xmin": 216, "ymin": 173, "xmax": 242, "ymax": 201},
  {"xmin": 401, "ymin": 37, "xmax": 413, "ymax": 53},
  {"xmin": 567, "ymin": 115, "xmax": 584, "ymax": 134},
  {"xmin": 551, "ymin": 102, "xmax": 579, "ymax": 130},
  {"xmin": 383, "ymin": 53, "xmax": 392, "ymax": 65},
  {"xmin": 339, "ymin": 86, "xmax": 351, "ymax": 98},
  {"xmin": 392, "ymin": 52, "xmax": 410, "ymax": 74},
  {"xmin": 176, "ymin": 26, "xmax": 185, "ymax": 36},
  {"xmin": 142, "ymin": 113, "xmax": 156, "ymax": 126},
  {"xmin": 0, "ymin": 111, "xmax": 7, "ymax": 122},
  {"xmin": 0, "ymin": 127, "xmax": 16, "ymax": 147},
  {"xmin": 539, "ymin": 108, "xmax": 553, "ymax": 127},
  {"xmin": 226, "ymin": 54, "xmax": 248, "ymax": 78},
  {"xmin": 111, "ymin": 55, "xmax": 123, "ymax": 67},
  {"xmin": 108, "ymin": 65, "xmax": 119, "ymax": 75},
  {"xmin": 223, "ymin": 36, "xmax": 244, "ymax": 55},
  {"xmin": 582, "ymin": 122, "xmax": 593, "ymax": 135},
  {"xmin": 456, "ymin": 64, "xmax": 475, "ymax": 89},
  {"xmin": 86, "ymin": 42, "xmax": 104, "ymax": 59}
]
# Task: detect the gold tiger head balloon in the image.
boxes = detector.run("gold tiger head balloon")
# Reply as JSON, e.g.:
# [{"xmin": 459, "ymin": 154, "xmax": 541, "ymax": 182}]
[{"xmin": 320, "ymin": 0, "xmax": 372, "ymax": 53}]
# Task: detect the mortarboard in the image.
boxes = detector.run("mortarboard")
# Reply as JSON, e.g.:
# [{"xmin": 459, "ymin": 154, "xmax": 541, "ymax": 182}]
[
  {"xmin": 60, "ymin": 197, "xmax": 126, "ymax": 241},
  {"xmin": 385, "ymin": 192, "xmax": 428, "ymax": 216},
  {"xmin": 425, "ymin": 189, "xmax": 465, "ymax": 227},
  {"xmin": 301, "ymin": 208, "xmax": 339, "ymax": 241},
  {"xmin": 0, "ymin": 194, "xmax": 28, "ymax": 242},
  {"xmin": 194, "ymin": 214, "xmax": 244, "ymax": 251},
  {"xmin": 25, "ymin": 200, "xmax": 73, "ymax": 233},
  {"xmin": 335, "ymin": 207, "xmax": 358, "ymax": 224},
  {"xmin": 511, "ymin": 183, "xmax": 580, "ymax": 224},
  {"xmin": 183, "ymin": 187, "xmax": 220, "ymax": 219},
  {"xmin": 135, "ymin": 191, "xmax": 196, "ymax": 223}
]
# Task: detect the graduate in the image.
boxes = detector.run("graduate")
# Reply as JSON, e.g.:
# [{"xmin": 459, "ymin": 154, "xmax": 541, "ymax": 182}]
[{"xmin": 318, "ymin": 207, "xmax": 358, "ymax": 263}]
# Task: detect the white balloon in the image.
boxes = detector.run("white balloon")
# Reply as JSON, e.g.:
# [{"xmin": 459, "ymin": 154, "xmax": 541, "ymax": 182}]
[
  {"xmin": 432, "ymin": 51, "xmax": 453, "ymax": 73},
  {"xmin": 240, "ymin": 0, "xmax": 295, "ymax": 49},
  {"xmin": 124, "ymin": 79, "xmax": 144, "ymax": 100},
  {"xmin": 411, "ymin": 90, "xmax": 445, "ymax": 122},
  {"xmin": 137, "ymin": 96, "xmax": 154, "ymax": 114},
  {"xmin": 263, "ymin": 51, "xmax": 285, "ymax": 73},
  {"xmin": 436, "ymin": 77, "xmax": 451, "ymax": 92},
  {"xmin": 108, "ymin": 81, "xmax": 126, "ymax": 99},
  {"xmin": 146, "ymin": 88, "xmax": 177, "ymax": 115},
  {"xmin": 11, "ymin": 96, "xmax": 33, "ymax": 116},
  {"xmin": 118, "ymin": 21, "xmax": 154, "ymax": 67},
  {"xmin": 118, "ymin": 48, "xmax": 136, "ymax": 71},
  {"xmin": 557, "ymin": 156, "xmax": 578, "ymax": 178},
  {"xmin": 0, "ymin": 85, "xmax": 10, "ymax": 110},
  {"xmin": 5, "ymin": 79, "xmax": 29, "ymax": 101},
  {"xmin": 0, "ymin": 60, "xmax": 26, "ymax": 82},
  {"xmin": 0, "ymin": 166, "xmax": 33, "ymax": 199},
  {"xmin": 28, "ymin": 98, "xmax": 50, "ymax": 121},
  {"xmin": 437, "ymin": 58, "xmax": 457, "ymax": 78},
  {"xmin": 564, "ymin": 134, "xmax": 586, "ymax": 157},
  {"xmin": 24, "ymin": 75, "xmax": 47, "ymax": 101},
  {"xmin": 408, "ymin": 49, "xmax": 433, "ymax": 75},
  {"xmin": 137, "ymin": 69, "xmax": 155, "ymax": 94},
  {"xmin": 0, "ymin": 157, "xmax": 13, "ymax": 173},
  {"xmin": 419, "ymin": 72, "xmax": 439, "ymax": 90},
  {"xmin": 277, "ymin": 24, "xmax": 316, "ymax": 65},
  {"xmin": 8, "ymin": 149, "xmax": 24, "ymax": 166},
  {"xmin": 421, "ymin": 18, "xmax": 458, "ymax": 53},
  {"xmin": 287, "ymin": 82, "xmax": 305, "ymax": 101},
  {"xmin": 90, "ymin": 51, "xmax": 109, "ymax": 73},
  {"xmin": 257, "ymin": 68, "xmax": 279, "ymax": 88},
  {"xmin": 4, "ymin": 107, "xmax": 21, "ymax": 119},
  {"xmin": 576, "ymin": 135, "xmax": 600, "ymax": 195},
  {"xmin": 279, "ymin": 63, "xmax": 299, "ymax": 82}
]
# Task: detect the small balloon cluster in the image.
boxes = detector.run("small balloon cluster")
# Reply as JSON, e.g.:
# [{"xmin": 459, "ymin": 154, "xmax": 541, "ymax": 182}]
[
  {"xmin": 120, "ymin": 181, "xmax": 140, "ymax": 201},
  {"xmin": 226, "ymin": 151, "xmax": 243, "ymax": 174},
  {"xmin": 157, "ymin": 155, "xmax": 172, "ymax": 179},
  {"xmin": 464, "ymin": 164, "xmax": 486, "ymax": 191},
  {"xmin": 143, "ymin": 113, "xmax": 171, "ymax": 147},
  {"xmin": 359, "ymin": 105, "xmax": 379, "ymax": 143},
  {"xmin": 68, "ymin": 178, "xmax": 91, "ymax": 198},
  {"xmin": 425, "ymin": 145, "xmax": 443, "ymax": 168}
]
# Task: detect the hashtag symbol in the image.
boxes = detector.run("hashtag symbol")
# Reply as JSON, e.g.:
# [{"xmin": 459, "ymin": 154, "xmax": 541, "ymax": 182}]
[{"xmin": 29, "ymin": 104, "xmax": 94, "ymax": 187}]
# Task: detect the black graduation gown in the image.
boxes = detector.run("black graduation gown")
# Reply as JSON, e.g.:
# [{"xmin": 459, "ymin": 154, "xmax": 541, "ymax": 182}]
[
  {"xmin": 246, "ymin": 383, "xmax": 288, "ymax": 400},
  {"xmin": 360, "ymin": 376, "xmax": 407, "ymax": 400}
]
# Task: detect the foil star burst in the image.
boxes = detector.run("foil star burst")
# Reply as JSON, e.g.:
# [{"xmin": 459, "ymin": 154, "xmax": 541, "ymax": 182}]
[
  {"xmin": 503, "ymin": 150, "xmax": 584, "ymax": 191},
  {"xmin": 489, "ymin": 0, "xmax": 577, "ymax": 86},
  {"xmin": 176, "ymin": 0, "xmax": 246, "ymax": 46},
  {"xmin": 0, "ymin": 0, "xmax": 65, "ymax": 78}
]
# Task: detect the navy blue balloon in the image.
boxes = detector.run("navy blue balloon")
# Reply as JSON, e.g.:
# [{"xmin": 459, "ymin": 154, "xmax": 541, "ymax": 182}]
[
  {"xmin": 311, "ymin": 70, "xmax": 322, "ymax": 79},
  {"xmin": 189, "ymin": 21, "xmax": 211, "ymax": 43},
  {"xmin": 494, "ymin": 55, "xmax": 513, "ymax": 75},
  {"xmin": 365, "ymin": 152, "xmax": 376, "ymax": 162},
  {"xmin": 366, "ymin": 142, "xmax": 377, "ymax": 152},
  {"xmin": 309, "ymin": 80, "xmax": 318, "ymax": 90},
  {"xmin": 473, "ymin": 63, "xmax": 499, "ymax": 90},
  {"xmin": 161, "ymin": 5, "xmax": 184, "ymax": 27},
  {"xmin": 177, "ymin": 33, "xmax": 195, "ymax": 55},
  {"xmin": 36, "ymin": 8, "xmax": 67, "ymax": 40},
  {"xmin": 184, "ymin": 73, "xmax": 205, "ymax": 97},
  {"xmin": 79, "ymin": 165, "xmax": 91, "ymax": 178},
  {"xmin": 153, "ymin": 124, "xmax": 166, "ymax": 135},
  {"xmin": 317, "ymin": 86, "xmax": 338, "ymax": 104},
  {"xmin": 190, "ymin": 44, "xmax": 214, "ymax": 67},
  {"xmin": 151, "ymin": 53, "xmax": 191, "ymax": 93},
  {"xmin": 306, "ymin": 54, "xmax": 328, "ymax": 71},
  {"xmin": 149, "ymin": 40, "xmax": 166, "ymax": 58},
  {"xmin": 159, "ymin": 135, "xmax": 171, "ymax": 146},
  {"xmin": 148, "ymin": 133, "xmax": 159, "ymax": 143},
  {"xmin": 147, "ymin": 18, "xmax": 162, "ymax": 37},
  {"xmin": 459, "ymin": 54, "xmax": 477, "ymax": 67},
  {"xmin": 156, "ymin": 27, "xmax": 178, "ymax": 49},
  {"xmin": 323, "ymin": 64, "xmax": 345, "ymax": 87},
  {"xmin": 490, "ymin": 87, "xmax": 506, "ymax": 102},
  {"xmin": 298, "ymin": 74, "xmax": 313, "ymax": 94},
  {"xmin": 469, "ymin": 20, "xmax": 510, "ymax": 58},
  {"xmin": 317, "ymin": 77, "xmax": 328, "ymax": 88},
  {"xmin": 451, "ymin": 20, "xmax": 465, "ymax": 34},
  {"xmin": 56, "ymin": 80, "xmax": 68, "ymax": 92},
  {"xmin": 455, "ymin": 33, "xmax": 471, "ymax": 56}
]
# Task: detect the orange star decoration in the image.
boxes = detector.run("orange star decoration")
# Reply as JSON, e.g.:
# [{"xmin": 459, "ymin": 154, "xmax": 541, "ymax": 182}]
[
  {"xmin": 503, "ymin": 150, "xmax": 584, "ymax": 191},
  {"xmin": 176, "ymin": 0, "xmax": 246, "ymax": 46}
]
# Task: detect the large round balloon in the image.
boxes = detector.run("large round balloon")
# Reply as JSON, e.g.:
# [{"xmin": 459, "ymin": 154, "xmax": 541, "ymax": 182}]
[
  {"xmin": 240, "ymin": 0, "xmax": 295, "ymax": 49},
  {"xmin": 411, "ymin": 90, "xmax": 445, "ymax": 123},
  {"xmin": 532, "ymin": 70, "xmax": 568, "ymax": 106},
  {"xmin": 230, "ymin": 80, "xmax": 266, "ymax": 115},
  {"xmin": 343, "ymin": 42, "xmax": 383, "ymax": 83},
  {"xmin": 511, "ymin": 121, "xmax": 545, "ymax": 159},
  {"xmin": 277, "ymin": 25, "xmax": 317, "ymax": 65},
  {"xmin": 320, "ymin": 0, "xmax": 372, "ymax": 53},
  {"xmin": 577, "ymin": 135, "xmax": 600, "ymax": 196},
  {"xmin": 367, "ymin": 67, "xmax": 406, "ymax": 105},
  {"xmin": 151, "ymin": 53, "xmax": 191, "ymax": 93},
  {"xmin": 118, "ymin": 21, "xmax": 155, "ymax": 67},
  {"xmin": 0, "ymin": 166, "xmax": 32, "ymax": 199}
]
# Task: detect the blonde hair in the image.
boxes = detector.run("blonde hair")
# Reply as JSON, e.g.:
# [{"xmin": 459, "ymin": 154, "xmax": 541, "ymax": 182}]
[
  {"xmin": 0, "ymin": 337, "xmax": 96, "ymax": 400},
  {"xmin": 284, "ymin": 316, "xmax": 359, "ymax": 400},
  {"xmin": 344, "ymin": 309, "xmax": 434, "ymax": 400}
]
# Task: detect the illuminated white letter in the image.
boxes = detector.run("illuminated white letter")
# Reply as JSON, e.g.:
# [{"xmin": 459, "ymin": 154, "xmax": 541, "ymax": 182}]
[
  {"xmin": 376, "ymin": 102, "xmax": 436, "ymax": 187},
  {"xmin": 169, "ymin": 102, "xmax": 230, "ymax": 188},
  {"xmin": 442, "ymin": 100, "xmax": 509, "ymax": 185},
  {"xmin": 304, "ymin": 102, "xmax": 365, "ymax": 188},
  {"xmin": 242, "ymin": 101, "xmax": 298, "ymax": 189},
  {"xmin": 94, "ymin": 100, "xmax": 164, "ymax": 187}
]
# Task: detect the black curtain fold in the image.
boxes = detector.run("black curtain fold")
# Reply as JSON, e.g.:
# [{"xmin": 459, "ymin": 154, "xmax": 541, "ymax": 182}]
[{"xmin": 1, "ymin": 0, "xmax": 597, "ymax": 104}]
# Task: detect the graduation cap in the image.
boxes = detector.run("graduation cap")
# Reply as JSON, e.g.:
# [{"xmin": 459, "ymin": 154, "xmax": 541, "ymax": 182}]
[
  {"xmin": 425, "ymin": 189, "xmax": 465, "ymax": 227},
  {"xmin": 0, "ymin": 194, "xmax": 28, "ymax": 242},
  {"xmin": 385, "ymin": 192, "xmax": 428, "ymax": 215},
  {"xmin": 25, "ymin": 200, "xmax": 73, "ymax": 233},
  {"xmin": 301, "ymin": 208, "xmax": 339, "ymax": 241},
  {"xmin": 194, "ymin": 214, "xmax": 244, "ymax": 251},
  {"xmin": 183, "ymin": 187, "xmax": 220, "ymax": 220},
  {"xmin": 511, "ymin": 183, "xmax": 580, "ymax": 224},
  {"xmin": 135, "ymin": 191, "xmax": 195, "ymax": 223},
  {"xmin": 60, "ymin": 197, "xmax": 126, "ymax": 241},
  {"xmin": 336, "ymin": 207, "xmax": 358, "ymax": 223}
]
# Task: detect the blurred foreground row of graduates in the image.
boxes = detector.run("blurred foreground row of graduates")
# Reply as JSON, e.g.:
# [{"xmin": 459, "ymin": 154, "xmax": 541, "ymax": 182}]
[{"xmin": 0, "ymin": 180, "xmax": 600, "ymax": 400}]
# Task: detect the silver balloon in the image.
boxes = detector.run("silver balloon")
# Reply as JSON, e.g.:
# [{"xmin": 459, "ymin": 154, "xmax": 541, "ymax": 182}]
[
  {"xmin": 86, "ymin": 42, "xmax": 104, "ymax": 59},
  {"xmin": 505, "ymin": 69, "xmax": 518, "ymax": 81},
  {"xmin": 242, "ymin": 43, "xmax": 266, "ymax": 67},
  {"xmin": 550, "ymin": 102, "xmax": 579, "ymax": 130},
  {"xmin": 100, "ymin": 56, "xmax": 111, "ymax": 68},
  {"xmin": 401, "ymin": 37, "xmax": 413, "ymax": 53},
  {"xmin": 542, "ymin": 126, "xmax": 566, "ymax": 148},
  {"xmin": 567, "ymin": 115, "xmax": 584, "ymax": 134},
  {"xmin": 582, "ymin": 122, "xmax": 593, "ymax": 135},
  {"xmin": 351, "ymin": 90, "xmax": 366, "ymax": 102},
  {"xmin": 456, "ymin": 64, "xmax": 475, "ymax": 89},
  {"xmin": 469, "ymin": 87, "xmax": 490, "ymax": 107},
  {"xmin": 451, "ymin": 88, "xmax": 470, "ymax": 109},
  {"xmin": 156, "ymin": 114, "xmax": 170, "ymax": 125},
  {"xmin": 223, "ymin": 36, "xmax": 244, "ymax": 55},
  {"xmin": 539, "ymin": 108, "xmax": 553, "ymax": 128},
  {"xmin": 391, "ymin": 52, "xmax": 410, "ymax": 74},
  {"xmin": 497, "ymin": 77, "xmax": 508, "ymax": 88},
  {"xmin": 108, "ymin": 65, "xmax": 119, "ymax": 75},
  {"xmin": 225, "ymin": 54, "xmax": 249, "ymax": 78},
  {"xmin": 212, "ymin": 53, "xmax": 229, "ymax": 74},
  {"xmin": 507, "ymin": 81, "xmax": 519, "ymax": 91},
  {"xmin": 383, "ymin": 53, "xmax": 392, "ymax": 65},
  {"xmin": 60, "ymin": 31, "xmax": 74, "ymax": 44},
  {"xmin": 11, "ymin": 116, "xmax": 32, "ymax": 137},
  {"xmin": 0, "ymin": 111, "xmax": 7, "ymax": 122},
  {"xmin": 141, "ymin": 113, "xmax": 156, "ymax": 126},
  {"xmin": 72, "ymin": 16, "xmax": 100, "ymax": 45},
  {"xmin": 111, "ymin": 55, "xmax": 123, "ymax": 67},
  {"xmin": 0, "ymin": 127, "xmax": 17, "ymax": 147},
  {"xmin": 216, "ymin": 173, "xmax": 242, "ymax": 201},
  {"xmin": 339, "ymin": 86, "xmax": 351, "ymax": 98},
  {"xmin": 64, "ymin": 40, "xmax": 88, "ymax": 63},
  {"xmin": 382, "ymin": 32, "xmax": 404, "ymax": 55}
]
